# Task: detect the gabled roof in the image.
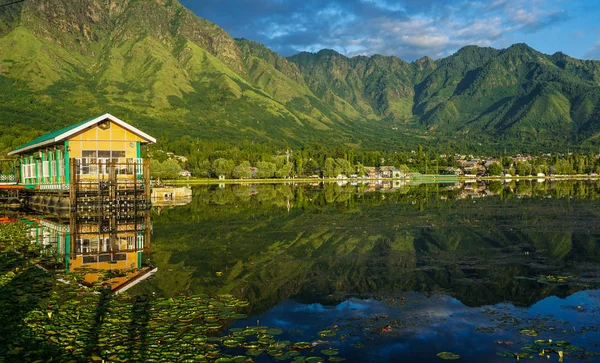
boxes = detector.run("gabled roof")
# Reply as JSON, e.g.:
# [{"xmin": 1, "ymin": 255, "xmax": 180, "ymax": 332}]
[{"xmin": 8, "ymin": 113, "xmax": 156, "ymax": 156}]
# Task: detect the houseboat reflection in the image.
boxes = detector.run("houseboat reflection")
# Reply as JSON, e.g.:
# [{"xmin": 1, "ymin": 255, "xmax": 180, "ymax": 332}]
[{"xmin": 27, "ymin": 212, "xmax": 153, "ymax": 292}]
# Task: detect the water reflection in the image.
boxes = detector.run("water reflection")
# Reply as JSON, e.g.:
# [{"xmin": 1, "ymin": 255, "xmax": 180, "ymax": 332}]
[
  {"xmin": 26, "ymin": 212, "xmax": 152, "ymax": 291},
  {"xmin": 133, "ymin": 180, "xmax": 600, "ymax": 313}
]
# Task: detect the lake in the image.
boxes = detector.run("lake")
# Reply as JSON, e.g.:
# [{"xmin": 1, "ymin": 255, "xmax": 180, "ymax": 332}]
[{"xmin": 131, "ymin": 180, "xmax": 600, "ymax": 362}]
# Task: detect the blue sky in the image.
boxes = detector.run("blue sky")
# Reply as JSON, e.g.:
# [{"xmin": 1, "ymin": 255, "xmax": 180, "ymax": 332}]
[{"xmin": 180, "ymin": 0, "xmax": 600, "ymax": 61}]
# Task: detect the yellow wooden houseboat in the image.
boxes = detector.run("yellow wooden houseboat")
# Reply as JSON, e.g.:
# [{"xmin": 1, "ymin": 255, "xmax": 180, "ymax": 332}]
[{"xmin": 5, "ymin": 113, "xmax": 156, "ymax": 212}]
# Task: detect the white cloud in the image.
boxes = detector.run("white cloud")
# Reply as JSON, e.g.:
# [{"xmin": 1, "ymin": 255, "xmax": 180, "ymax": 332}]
[
  {"xmin": 187, "ymin": 0, "xmax": 573, "ymax": 61},
  {"xmin": 401, "ymin": 35, "xmax": 450, "ymax": 48},
  {"xmin": 584, "ymin": 39, "xmax": 600, "ymax": 59}
]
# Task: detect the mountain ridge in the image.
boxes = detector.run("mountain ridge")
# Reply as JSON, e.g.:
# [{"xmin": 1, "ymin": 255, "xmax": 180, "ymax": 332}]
[{"xmin": 0, "ymin": 0, "xmax": 599, "ymax": 154}]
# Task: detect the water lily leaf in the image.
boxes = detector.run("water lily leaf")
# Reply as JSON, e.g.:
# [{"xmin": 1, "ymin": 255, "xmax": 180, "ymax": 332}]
[
  {"xmin": 243, "ymin": 341, "xmax": 260, "ymax": 349},
  {"xmin": 329, "ymin": 357, "xmax": 346, "ymax": 362},
  {"xmin": 437, "ymin": 352, "xmax": 460, "ymax": 360},
  {"xmin": 267, "ymin": 349, "xmax": 284, "ymax": 357},
  {"xmin": 223, "ymin": 339, "xmax": 239, "ymax": 348},
  {"xmin": 293, "ymin": 342, "xmax": 313, "ymax": 350},
  {"xmin": 555, "ymin": 341, "xmax": 571, "ymax": 347},
  {"xmin": 321, "ymin": 349, "xmax": 339, "ymax": 356},
  {"xmin": 306, "ymin": 357, "xmax": 324, "ymax": 363},
  {"xmin": 266, "ymin": 328, "xmax": 283, "ymax": 335},
  {"xmin": 519, "ymin": 329, "xmax": 539, "ymax": 337},
  {"xmin": 318, "ymin": 330, "xmax": 336, "ymax": 337}
]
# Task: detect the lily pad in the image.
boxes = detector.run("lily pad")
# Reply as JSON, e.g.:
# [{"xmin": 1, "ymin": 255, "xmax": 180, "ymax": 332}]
[
  {"xmin": 222, "ymin": 339, "xmax": 239, "ymax": 348},
  {"xmin": 519, "ymin": 329, "xmax": 539, "ymax": 337},
  {"xmin": 318, "ymin": 330, "xmax": 336, "ymax": 337},
  {"xmin": 437, "ymin": 352, "xmax": 460, "ymax": 360},
  {"xmin": 293, "ymin": 342, "xmax": 313, "ymax": 350},
  {"xmin": 321, "ymin": 349, "xmax": 339, "ymax": 356},
  {"xmin": 266, "ymin": 328, "xmax": 283, "ymax": 335}
]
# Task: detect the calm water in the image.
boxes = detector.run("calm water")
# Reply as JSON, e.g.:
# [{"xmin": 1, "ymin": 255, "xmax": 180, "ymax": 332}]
[{"xmin": 133, "ymin": 180, "xmax": 600, "ymax": 362}]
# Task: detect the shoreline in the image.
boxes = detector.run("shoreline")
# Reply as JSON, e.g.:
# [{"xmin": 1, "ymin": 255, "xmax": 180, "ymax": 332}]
[{"xmin": 164, "ymin": 174, "xmax": 600, "ymax": 185}]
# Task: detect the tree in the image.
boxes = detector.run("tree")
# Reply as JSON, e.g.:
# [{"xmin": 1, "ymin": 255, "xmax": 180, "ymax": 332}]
[
  {"xmin": 324, "ymin": 158, "xmax": 335, "ymax": 177},
  {"xmin": 150, "ymin": 159, "xmax": 182, "ymax": 179},
  {"xmin": 212, "ymin": 158, "xmax": 235, "ymax": 178},
  {"xmin": 356, "ymin": 163, "xmax": 366, "ymax": 176},
  {"xmin": 554, "ymin": 159, "xmax": 573, "ymax": 175},
  {"xmin": 487, "ymin": 162, "xmax": 502, "ymax": 176},
  {"xmin": 276, "ymin": 163, "xmax": 293, "ymax": 178},
  {"xmin": 256, "ymin": 161, "xmax": 276, "ymax": 178},
  {"xmin": 534, "ymin": 165, "xmax": 547, "ymax": 175},
  {"xmin": 335, "ymin": 158, "xmax": 352, "ymax": 176},
  {"xmin": 516, "ymin": 161, "xmax": 532, "ymax": 176},
  {"xmin": 295, "ymin": 155, "xmax": 304, "ymax": 176},
  {"xmin": 233, "ymin": 161, "xmax": 252, "ymax": 179},
  {"xmin": 193, "ymin": 159, "xmax": 212, "ymax": 178}
]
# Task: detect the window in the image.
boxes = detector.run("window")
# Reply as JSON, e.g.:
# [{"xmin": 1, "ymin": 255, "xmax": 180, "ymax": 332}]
[{"xmin": 79, "ymin": 150, "xmax": 126, "ymax": 175}]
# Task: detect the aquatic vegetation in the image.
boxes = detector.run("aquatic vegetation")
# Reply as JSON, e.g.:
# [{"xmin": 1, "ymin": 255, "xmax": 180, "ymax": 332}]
[
  {"xmin": 497, "ymin": 338, "xmax": 600, "ymax": 362},
  {"xmin": 519, "ymin": 329, "xmax": 539, "ymax": 337},
  {"xmin": 1, "ymin": 225, "xmax": 354, "ymax": 363},
  {"xmin": 437, "ymin": 352, "xmax": 461, "ymax": 360}
]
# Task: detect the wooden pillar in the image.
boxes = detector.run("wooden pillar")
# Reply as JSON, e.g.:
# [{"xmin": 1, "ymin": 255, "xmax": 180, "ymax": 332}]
[{"xmin": 144, "ymin": 158, "xmax": 150, "ymax": 202}]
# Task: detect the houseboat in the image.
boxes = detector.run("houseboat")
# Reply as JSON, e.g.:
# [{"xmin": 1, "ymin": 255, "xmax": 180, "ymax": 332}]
[{"xmin": 2, "ymin": 113, "xmax": 156, "ymax": 213}]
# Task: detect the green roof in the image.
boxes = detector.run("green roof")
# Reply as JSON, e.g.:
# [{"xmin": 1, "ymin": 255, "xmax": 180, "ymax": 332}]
[
  {"xmin": 9, "ymin": 114, "xmax": 108, "ymax": 155},
  {"xmin": 8, "ymin": 113, "xmax": 156, "ymax": 156}
]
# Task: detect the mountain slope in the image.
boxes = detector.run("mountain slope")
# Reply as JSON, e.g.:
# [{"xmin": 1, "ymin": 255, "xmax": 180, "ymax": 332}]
[{"xmin": 0, "ymin": 0, "xmax": 600, "ymax": 153}]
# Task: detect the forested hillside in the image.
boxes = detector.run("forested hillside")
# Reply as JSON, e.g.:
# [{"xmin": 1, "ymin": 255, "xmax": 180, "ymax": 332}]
[{"xmin": 1, "ymin": 0, "xmax": 600, "ymax": 154}]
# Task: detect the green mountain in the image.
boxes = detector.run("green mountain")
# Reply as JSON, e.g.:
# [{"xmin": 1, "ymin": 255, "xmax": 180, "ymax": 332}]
[{"xmin": 1, "ymin": 0, "xmax": 600, "ymax": 154}]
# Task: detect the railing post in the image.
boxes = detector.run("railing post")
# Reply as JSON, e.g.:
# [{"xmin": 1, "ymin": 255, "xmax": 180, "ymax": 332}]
[{"xmin": 144, "ymin": 158, "xmax": 150, "ymax": 203}]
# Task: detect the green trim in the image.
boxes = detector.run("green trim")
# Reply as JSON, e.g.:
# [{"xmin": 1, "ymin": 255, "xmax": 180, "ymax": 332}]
[
  {"xmin": 56, "ymin": 231, "xmax": 61, "ymax": 257},
  {"xmin": 136, "ymin": 142, "xmax": 141, "ymax": 158},
  {"xmin": 64, "ymin": 141, "xmax": 70, "ymax": 184},
  {"xmin": 42, "ymin": 150, "xmax": 47, "ymax": 184},
  {"xmin": 10, "ymin": 115, "xmax": 102, "ymax": 154},
  {"xmin": 56, "ymin": 148, "xmax": 60, "ymax": 183},
  {"xmin": 137, "ymin": 251, "xmax": 142, "ymax": 268},
  {"xmin": 20, "ymin": 157, "xmax": 24, "ymax": 184}
]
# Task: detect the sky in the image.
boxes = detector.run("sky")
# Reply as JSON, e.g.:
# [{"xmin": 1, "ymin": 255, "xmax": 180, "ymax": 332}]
[{"xmin": 179, "ymin": 0, "xmax": 600, "ymax": 61}]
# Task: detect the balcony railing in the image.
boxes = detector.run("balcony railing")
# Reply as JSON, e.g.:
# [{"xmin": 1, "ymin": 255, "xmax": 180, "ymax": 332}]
[{"xmin": 74, "ymin": 158, "xmax": 144, "ymax": 177}]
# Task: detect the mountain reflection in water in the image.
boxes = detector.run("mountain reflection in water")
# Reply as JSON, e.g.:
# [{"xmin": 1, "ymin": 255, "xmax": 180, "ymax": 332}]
[
  {"xmin": 135, "ymin": 180, "xmax": 600, "ymax": 311},
  {"xmin": 125, "ymin": 180, "xmax": 600, "ymax": 362}
]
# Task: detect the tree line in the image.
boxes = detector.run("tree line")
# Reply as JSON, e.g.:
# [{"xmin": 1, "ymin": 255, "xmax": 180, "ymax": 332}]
[{"xmin": 147, "ymin": 139, "xmax": 600, "ymax": 179}]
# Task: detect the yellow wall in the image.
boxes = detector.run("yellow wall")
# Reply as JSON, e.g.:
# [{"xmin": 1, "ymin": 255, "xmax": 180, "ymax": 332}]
[
  {"xmin": 70, "ymin": 251, "xmax": 140, "ymax": 271},
  {"xmin": 68, "ymin": 121, "xmax": 144, "ymax": 159}
]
